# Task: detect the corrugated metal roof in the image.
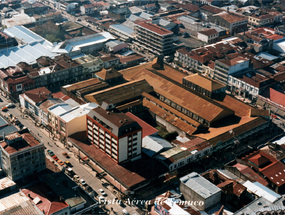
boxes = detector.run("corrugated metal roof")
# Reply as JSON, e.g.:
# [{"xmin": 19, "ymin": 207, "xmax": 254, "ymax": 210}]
[
  {"xmin": 142, "ymin": 135, "xmax": 173, "ymax": 157},
  {"xmin": 180, "ymin": 172, "xmax": 221, "ymax": 199},
  {"xmin": 110, "ymin": 24, "xmax": 135, "ymax": 37},
  {"xmin": 243, "ymin": 181, "xmax": 281, "ymax": 203}
]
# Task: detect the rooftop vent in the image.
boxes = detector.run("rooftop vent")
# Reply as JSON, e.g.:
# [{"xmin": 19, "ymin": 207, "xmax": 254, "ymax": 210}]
[
  {"xmin": 124, "ymin": 119, "xmax": 128, "ymax": 122},
  {"xmin": 107, "ymin": 112, "xmax": 110, "ymax": 115},
  {"xmin": 119, "ymin": 120, "xmax": 123, "ymax": 123}
]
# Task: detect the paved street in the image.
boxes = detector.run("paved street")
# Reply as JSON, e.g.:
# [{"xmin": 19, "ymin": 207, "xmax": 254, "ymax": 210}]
[{"xmin": 0, "ymin": 96, "xmax": 140, "ymax": 215}]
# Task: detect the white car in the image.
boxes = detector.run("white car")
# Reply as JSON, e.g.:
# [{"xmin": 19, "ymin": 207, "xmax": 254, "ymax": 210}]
[
  {"xmin": 122, "ymin": 209, "xmax": 129, "ymax": 215},
  {"xmin": 79, "ymin": 179, "xmax": 87, "ymax": 186},
  {"xmin": 98, "ymin": 188, "xmax": 107, "ymax": 196},
  {"xmin": 6, "ymin": 103, "xmax": 14, "ymax": 108}
]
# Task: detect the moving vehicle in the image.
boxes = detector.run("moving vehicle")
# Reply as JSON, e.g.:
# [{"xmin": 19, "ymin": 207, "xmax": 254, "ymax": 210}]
[
  {"xmin": 98, "ymin": 189, "xmax": 107, "ymax": 196},
  {"xmin": 6, "ymin": 103, "xmax": 14, "ymax": 108},
  {"xmin": 62, "ymin": 152, "xmax": 70, "ymax": 158}
]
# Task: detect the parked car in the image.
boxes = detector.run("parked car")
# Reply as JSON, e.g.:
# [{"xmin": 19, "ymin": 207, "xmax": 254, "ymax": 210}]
[
  {"xmin": 6, "ymin": 103, "xmax": 14, "ymax": 108},
  {"xmin": 62, "ymin": 152, "xmax": 70, "ymax": 158},
  {"xmin": 122, "ymin": 209, "xmax": 129, "ymax": 215},
  {"xmin": 47, "ymin": 150, "xmax": 54, "ymax": 156},
  {"xmin": 52, "ymin": 155, "xmax": 59, "ymax": 161},
  {"xmin": 65, "ymin": 160, "xmax": 72, "ymax": 167},
  {"xmin": 79, "ymin": 179, "xmax": 87, "ymax": 187},
  {"xmin": 98, "ymin": 189, "xmax": 107, "ymax": 196},
  {"xmin": 57, "ymin": 160, "xmax": 64, "ymax": 166},
  {"xmin": 65, "ymin": 167, "xmax": 74, "ymax": 176},
  {"xmin": 2, "ymin": 106, "xmax": 8, "ymax": 111},
  {"xmin": 73, "ymin": 175, "xmax": 80, "ymax": 182}
]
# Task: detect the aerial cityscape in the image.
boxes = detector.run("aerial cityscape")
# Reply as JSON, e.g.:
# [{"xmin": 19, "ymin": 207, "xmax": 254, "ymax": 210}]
[{"xmin": 0, "ymin": 0, "xmax": 285, "ymax": 214}]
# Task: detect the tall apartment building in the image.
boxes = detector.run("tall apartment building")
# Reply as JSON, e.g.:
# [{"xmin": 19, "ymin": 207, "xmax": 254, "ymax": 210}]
[
  {"xmin": 135, "ymin": 22, "xmax": 174, "ymax": 56},
  {"xmin": 0, "ymin": 130, "xmax": 45, "ymax": 181},
  {"xmin": 86, "ymin": 102, "xmax": 142, "ymax": 164}
]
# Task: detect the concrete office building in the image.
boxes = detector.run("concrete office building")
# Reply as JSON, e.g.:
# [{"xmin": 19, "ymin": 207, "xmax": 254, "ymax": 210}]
[{"xmin": 86, "ymin": 102, "xmax": 142, "ymax": 164}]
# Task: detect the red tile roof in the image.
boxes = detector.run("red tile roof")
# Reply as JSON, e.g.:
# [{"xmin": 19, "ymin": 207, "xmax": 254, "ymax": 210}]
[
  {"xmin": 21, "ymin": 183, "xmax": 69, "ymax": 215},
  {"xmin": 52, "ymin": 92, "xmax": 70, "ymax": 101},
  {"xmin": 200, "ymin": 4, "xmax": 224, "ymax": 14},
  {"xmin": 242, "ymin": 150, "xmax": 285, "ymax": 187},
  {"xmin": 174, "ymin": 3, "xmax": 199, "ymax": 12},
  {"xmin": 125, "ymin": 112, "xmax": 158, "ymax": 138},
  {"xmin": 136, "ymin": 22, "xmax": 173, "ymax": 36},
  {"xmin": 198, "ymin": 28, "xmax": 218, "ymax": 36},
  {"xmin": 0, "ymin": 132, "xmax": 41, "ymax": 154},
  {"xmin": 24, "ymin": 87, "xmax": 51, "ymax": 104},
  {"xmin": 217, "ymin": 12, "xmax": 247, "ymax": 23},
  {"xmin": 233, "ymin": 163, "xmax": 269, "ymax": 186}
]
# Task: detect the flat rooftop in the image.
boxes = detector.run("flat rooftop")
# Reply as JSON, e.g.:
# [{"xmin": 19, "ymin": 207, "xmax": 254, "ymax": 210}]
[{"xmin": 136, "ymin": 22, "xmax": 173, "ymax": 36}]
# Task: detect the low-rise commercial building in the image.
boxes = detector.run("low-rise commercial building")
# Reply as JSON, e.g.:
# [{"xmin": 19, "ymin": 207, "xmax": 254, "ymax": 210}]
[
  {"xmin": 180, "ymin": 172, "xmax": 222, "ymax": 211},
  {"xmin": 208, "ymin": 11, "xmax": 248, "ymax": 35},
  {"xmin": 197, "ymin": 28, "xmax": 219, "ymax": 43},
  {"xmin": 214, "ymin": 56, "xmax": 250, "ymax": 84}
]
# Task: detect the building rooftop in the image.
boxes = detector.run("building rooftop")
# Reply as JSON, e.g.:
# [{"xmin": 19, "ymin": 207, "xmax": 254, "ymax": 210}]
[
  {"xmin": 142, "ymin": 135, "xmax": 173, "ymax": 157},
  {"xmin": 128, "ymin": 68, "xmax": 233, "ymax": 123},
  {"xmin": 232, "ymin": 163, "xmax": 269, "ymax": 186},
  {"xmin": 60, "ymin": 103, "xmax": 98, "ymax": 123},
  {"xmin": 136, "ymin": 22, "xmax": 173, "ymax": 36},
  {"xmin": 0, "ymin": 26, "xmax": 57, "ymax": 68},
  {"xmin": 183, "ymin": 73, "xmax": 225, "ymax": 92},
  {"xmin": 234, "ymin": 196, "xmax": 285, "ymax": 215},
  {"xmin": 216, "ymin": 12, "xmax": 247, "ymax": 23},
  {"xmin": 48, "ymin": 103, "xmax": 73, "ymax": 116},
  {"xmin": 62, "ymin": 78, "xmax": 101, "ymax": 92},
  {"xmin": 110, "ymin": 24, "xmax": 135, "ymax": 37},
  {"xmin": 0, "ymin": 131, "xmax": 42, "ymax": 155},
  {"xmin": 198, "ymin": 28, "xmax": 218, "ymax": 36},
  {"xmin": 174, "ymin": 3, "xmax": 199, "ymax": 12},
  {"xmin": 243, "ymin": 181, "xmax": 281, "ymax": 203},
  {"xmin": 21, "ymin": 182, "xmax": 69, "ymax": 215},
  {"xmin": 125, "ymin": 112, "xmax": 158, "ymax": 138},
  {"xmin": 216, "ymin": 56, "xmax": 249, "ymax": 67},
  {"xmin": 200, "ymin": 5, "xmax": 224, "ymax": 14},
  {"xmin": 22, "ymin": 87, "xmax": 51, "ymax": 104},
  {"xmin": 96, "ymin": 68, "xmax": 122, "ymax": 81},
  {"xmin": 0, "ymin": 192, "xmax": 44, "ymax": 215},
  {"xmin": 84, "ymin": 79, "xmax": 153, "ymax": 106},
  {"xmin": 180, "ymin": 172, "xmax": 221, "ymax": 199},
  {"xmin": 0, "ymin": 177, "xmax": 16, "ymax": 192}
]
